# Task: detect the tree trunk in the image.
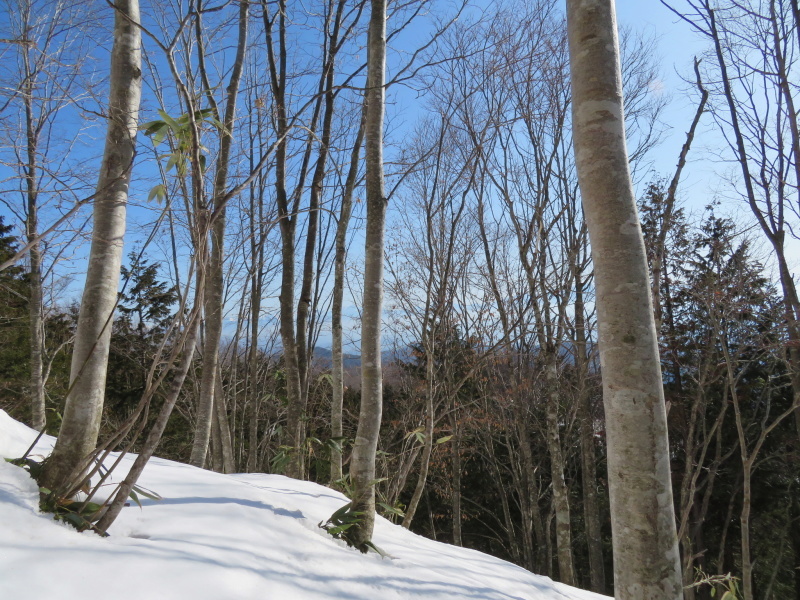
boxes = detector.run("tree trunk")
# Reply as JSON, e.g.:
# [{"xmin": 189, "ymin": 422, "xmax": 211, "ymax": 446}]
[
  {"xmin": 23, "ymin": 64, "xmax": 46, "ymax": 431},
  {"xmin": 245, "ymin": 203, "xmax": 264, "ymax": 473},
  {"xmin": 27, "ymin": 186, "xmax": 45, "ymax": 431},
  {"xmin": 566, "ymin": 1, "xmax": 682, "ymax": 597},
  {"xmin": 213, "ymin": 365, "xmax": 235, "ymax": 473},
  {"xmin": 190, "ymin": 211, "xmax": 225, "ymax": 468},
  {"xmin": 260, "ymin": 0, "xmax": 303, "ymax": 479},
  {"xmin": 40, "ymin": 0, "xmax": 142, "ymax": 493},
  {"xmin": 514, "ymin": 390, "xmax": 547, "ymax": 574},
  {"xmin": 245, "ymin": 290, "xmax": 262, "ymax": 473},
  {"xmin": 450, "ymin": 410, "xmax": 462, "ymax": 546},
  {"xmin": 544, "ymin": 360, "xmax": 575, "ymax": 585},
  {"xmin": 210, "ymin": 397, "xmax": 223, "ymax": 473},
  {"xmin": 740, "ymin": 462, "xmax": 753, "ymax": 600},
  {"xmin": 575, "ymin": 275, "xmax": 606, "ymax": 594},
  {"xmin": 279, "ymin": 217, "xmax": 303, "ymax": 476},
  {"xmin": 330, "ymin": 109, "xmax": 365, "ymax": 484},
  {"xmin": 348, "ymin": 0, "xmax": 386, "ymax": 547}
]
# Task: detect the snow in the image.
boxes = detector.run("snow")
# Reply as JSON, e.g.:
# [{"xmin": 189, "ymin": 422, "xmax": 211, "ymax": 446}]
[{"xmin": 0, "ymin": 410, "xmax": 608, "ymax": 600}]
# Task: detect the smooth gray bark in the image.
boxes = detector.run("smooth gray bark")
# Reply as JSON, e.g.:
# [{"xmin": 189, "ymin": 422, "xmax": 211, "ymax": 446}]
[
  {"xmin": 40, "ymin": 0, "xmax": 142, "ymax": 493},
  {"xmin": 348, "ymin": 0, "xmax": 386, "ymax": 547},
  {"xmin": 566, "ymin": 1, "xmax": 682, "ymax": 598},
  {"xmin": 24, "ymin": 106, "xmax": 45, "ymax": 431}
]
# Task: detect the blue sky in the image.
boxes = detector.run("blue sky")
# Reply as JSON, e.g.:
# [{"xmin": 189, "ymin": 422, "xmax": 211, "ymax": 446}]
[
  {"xmin": 2, "ymin": 0, "xmax": 786, "ymax": 351},
  {"xmin": 616, "ymin": 2, "xmax": 714, "ymax": 197},
  {"xmin": 615, "ymin": 1, "xmax": 768, "ymax": 236}
]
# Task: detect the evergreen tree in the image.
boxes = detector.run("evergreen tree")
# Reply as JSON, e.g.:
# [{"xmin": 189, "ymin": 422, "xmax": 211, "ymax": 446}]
[
  {"xmin": 105, "ymin": 253, "xmax": 178, "ymax": 429},
  {"xmin": 0, "ymin": 216, "xmax": 31, "ymax": 418}
]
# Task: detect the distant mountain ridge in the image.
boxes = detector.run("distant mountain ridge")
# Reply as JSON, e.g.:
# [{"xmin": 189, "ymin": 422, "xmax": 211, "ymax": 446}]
[{"xmin": 311, "ymin": 346, "xmax": 402, "ymax": 369}]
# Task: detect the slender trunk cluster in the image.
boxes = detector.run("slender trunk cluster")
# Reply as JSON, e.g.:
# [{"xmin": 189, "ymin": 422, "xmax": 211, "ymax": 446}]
[{"xmin": 190, "ymin": 0, "xmax": 249, "ymax": 470}]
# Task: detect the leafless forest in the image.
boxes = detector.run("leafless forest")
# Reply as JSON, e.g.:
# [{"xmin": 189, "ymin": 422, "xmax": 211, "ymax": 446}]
[{"xmin": 1, "ymin": 1, "xmax": 799, "ymax": 598}]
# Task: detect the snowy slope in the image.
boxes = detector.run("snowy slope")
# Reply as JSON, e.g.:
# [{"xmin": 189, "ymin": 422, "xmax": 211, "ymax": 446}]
[{"xmin": 0, "ymin": 411, "xmax": 609, "ymax": 600}]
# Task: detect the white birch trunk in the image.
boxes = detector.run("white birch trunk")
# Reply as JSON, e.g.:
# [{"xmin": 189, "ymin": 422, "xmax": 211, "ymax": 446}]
[
  {"xmin": 566, "ymin": 1, "xmax": 682, "ymax": 597},
  {"xmin": 348, "ymin": 0, "xmax": 386, "ymax": 547},
  {"xmin": 40, "ymin": 0, "xmax": 141, "ymax": 492}
]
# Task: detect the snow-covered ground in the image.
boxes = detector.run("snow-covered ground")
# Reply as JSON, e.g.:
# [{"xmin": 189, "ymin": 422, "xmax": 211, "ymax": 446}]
[{"xmin": 0, "ymin": 411, "xmax": 608, "ymax": 600}]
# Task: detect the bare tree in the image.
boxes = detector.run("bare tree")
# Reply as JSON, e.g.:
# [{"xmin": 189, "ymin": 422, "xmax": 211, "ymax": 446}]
[
  {"xmin": 0, "ymin": 0, "xmax": 94, "ymax": 430},
  {"xmin": 663, "ymin": 0, "xmax": 800, "ymax": 445},
  {"xmin": 386, "ymin": 113, "xmax": 468, "ymax": 527},
  {"xmin": 330, "ymin": 108, "xmax": 365, "ymax": 483},
  {"xmin": 260, "ymin": 0, "xmax": 365, "ymax": 479}
]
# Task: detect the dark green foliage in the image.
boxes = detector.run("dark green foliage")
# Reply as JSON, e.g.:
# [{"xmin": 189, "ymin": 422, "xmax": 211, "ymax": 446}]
[
  {"xmin": 0, "ymin": 216, "xmax": 74, "ymax": 431},
  {"xmin": 0, "ymin": 216, "xmax": 32, "ymax": 418},
  {"xmin": 320, "ymin": 501, "xmax": 386, "ymax": 555},
  {"xmin": 118, "ymin": 254, "xmax": 179, "ymax": 328},
  {"xmin": 104, "ymin": 253, "xmax": 178, "ymax": 435},
  {"xmin": 319, "ymin": 502, "xmax": 369, "ymax": 550}
]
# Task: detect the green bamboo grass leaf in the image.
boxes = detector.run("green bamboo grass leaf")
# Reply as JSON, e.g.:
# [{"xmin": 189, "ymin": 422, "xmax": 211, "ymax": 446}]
[
  {"xmin": 152, "ymin": 126, "xmax": 167, "ymax": 147},
  {"xmin": 165, "ymin": 153, "xmax": 179, "ymax": 173},
  {"xmin": 131, "ymin": 484, "xmax": 162, "ymax": 502},
  {"xmin": 148, "ymin": 184, "xmax": 166, "ymax": 203},
  {"xmin": 140, "ymin": 120, "xmax": 166, "ymax": 136},
  {"xmin": 157, "ymin": 109, "xmax": 180, "ymax": 132},
  {"xmin": 377, "ymin": 502, "xmax": 405, "ymax": 518}
]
